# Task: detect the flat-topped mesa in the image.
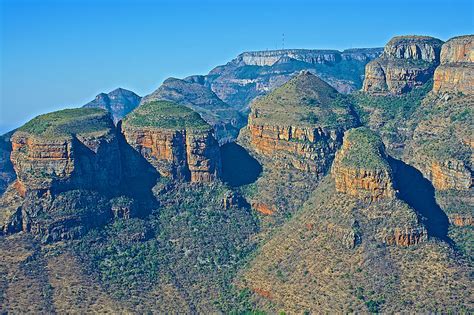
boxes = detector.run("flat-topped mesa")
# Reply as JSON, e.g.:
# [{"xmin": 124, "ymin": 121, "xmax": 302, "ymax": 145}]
[
  {"xmin": 363, "ymin": 35, "xmax": 444, "ymax": 94},
  {"xmin": 433, "ymin": 35, "xmax": 474, "ymax": 94},
  {"xmin": 10, "ymin": 108, "xmax": 122, "ymax": 196},
  {"xmin": 331, "ymin": 127, "xmax": 396, "ymax": 201},
  {"xmin": 235, "ymin": 48, "xmax": 383, "ymax": 66},
  {"xmin": 247, "ymin": 71, "xmax": 358, "ymax": 174},
  {"xmin": 121, "ymin": 101, "xmax": 221, "ymax": 183}
]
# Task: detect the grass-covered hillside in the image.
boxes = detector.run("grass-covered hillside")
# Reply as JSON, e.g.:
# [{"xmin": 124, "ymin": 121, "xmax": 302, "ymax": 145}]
[
  {"xmin": 340, "ymin": 127, "xmax": 389, "ymax": 170},
  {"xmin": 250, "ymin": 71, "xmax": 358, "ymax": 129},
  {"xmin": 123, "ymin": 101, "xmax": 210, "ymax": 131},
  {"xmin": 18, "ymin": 108, "xmax": 113, "ymax": 138}
]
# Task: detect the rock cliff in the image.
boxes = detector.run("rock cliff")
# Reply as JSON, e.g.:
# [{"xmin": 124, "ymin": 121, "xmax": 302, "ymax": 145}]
[
  {"xmin": 331, "ymin": 127, "xmax": 396, "ymax": 201},
  {"xmin": 10, "ymin": 108, "xmax": 122, "ymax": 195},
  {"xmin": 246, "ymin": 71, "xmax": 358, "ymax": 174},
  {"xmin": 83, "ymin": 88, "xmax": 141, "ymax": 123},
  {"xmin": 363, "ymin": 36, "xmax": 443, "ymax": 94},
  {"xmin": 121, "ymin": 101, "xmax": 221, "ymax": 182},
  {"xmin": 432, "ymin": 35, "xmax": 473, "ymax": 94},
  {"xmin": 141, "ymin": 77, "xmax": 245, "ymax": 143}
]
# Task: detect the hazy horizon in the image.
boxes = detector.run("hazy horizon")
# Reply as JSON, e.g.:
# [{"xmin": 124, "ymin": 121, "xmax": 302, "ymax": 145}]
[{"xmin": 1, "ymin": 0, "xmax": 473, "ymax": 134}]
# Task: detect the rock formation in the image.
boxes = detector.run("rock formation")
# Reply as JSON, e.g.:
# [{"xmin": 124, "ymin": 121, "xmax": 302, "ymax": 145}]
[
  {"xmin": 246, "ymin": 71, "xmax": 358, "ymax": 174},
  {"xmin": 121, "ymin": 100, "xmax": 221, "ymax": 182},
  {"xmin": 83, "ymin": 88, "xmax": 141, "ymax": 123},
  {"xmin": 363, "ymin": 36, "xmax": 444, "ymax": 94},
  {"xmin": 141, "ymin": 77, "xmax": 245, "ymax": 143},
  {"xmin": 10, "ymin": 108, "xmax": 122, "ymax": 195},
  {"xmin": 0, "ymin": 131, "xmax": 16, "ymax": 195},
  {"xmin": 331, "ymin": 127, "xmax": 396, "ymax": 201},
  {"xmin": 433, "ymin": 35, "xmax": 473, "ymax": 94}
]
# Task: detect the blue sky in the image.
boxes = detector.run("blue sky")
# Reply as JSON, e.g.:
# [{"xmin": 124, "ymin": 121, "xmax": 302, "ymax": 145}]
[{"xmin": 1, "ymin": 0, "xmax": 473, "ymax": 133}]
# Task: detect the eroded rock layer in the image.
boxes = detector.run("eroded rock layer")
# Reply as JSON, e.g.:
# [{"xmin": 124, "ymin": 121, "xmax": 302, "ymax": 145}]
[
  {"xmin": 331, "ymin": 127, "xmax": 396, "ymax": 201},
  {"xmin": 433, "ymin": 35, "xmax": 474, "ymax": 94},
  {"xmin": 121, "ymin": 101, "xmax": 221, "ymax": 183},
  {"xmin": 247, "ymin": 71, "xmax": 358, "ymax": 174},
  {"xmin": 363, "ymin": 36, "xmax": 443, "ymax": 94}
]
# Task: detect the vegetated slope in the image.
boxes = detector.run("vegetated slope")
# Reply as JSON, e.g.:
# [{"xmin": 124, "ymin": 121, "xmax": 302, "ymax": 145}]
[
  {"xmin": 140, "ymin": 77, "xmax": 246, "ymax": 143},
  {"xmin": 237, "ymin": 71, "xmax": 359, "ymax": 230},
  {"xmin": 237, "ymin": 129, "xmax": 472, "ymax": 313}
]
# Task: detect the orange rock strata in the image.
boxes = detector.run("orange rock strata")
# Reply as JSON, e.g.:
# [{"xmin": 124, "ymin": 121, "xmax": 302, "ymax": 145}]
[
  {"xmin": 430, "ymin": 160, "xmax": 472, "ymax": 190},
  {"xmin": 384, "ymin": 227, "xmax": 427, "ymax": 246}
]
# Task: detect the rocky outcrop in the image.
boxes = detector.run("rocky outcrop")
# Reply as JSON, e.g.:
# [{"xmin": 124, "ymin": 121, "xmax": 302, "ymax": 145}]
[
  {"xmin": 363, "ymin": 36, "xmax": 443, "ymax": 94},
  {"xmin": 0, "ymin": 131, "xmax": 16, "ymax": 195},
  {"xmin": 247, "ymin": 71, "xmax": 358, "ymax": 174},
  {"xmin": 331, "ymin": 127, "xmax": 396, "ymax": 201},
  {"xmin": 10, "ymin": 109, "xmax": 122, "ymax": 195},
  {"xmin": 433, "ymin": 35, "xmax": 473, "ymax": 94},
  {"xmin": 384, "ymin": 227, "xmax": 427, "ymax": 246},
  {"xmin": 83, "ymin": 88, "xmax": 141, "ymax": 123},
  {"xmin": 142, "ymin": 77, "xmax": 245, "ymax": 144},
  {"xmin": 121, "ymin": 101, "xmax": 221, "ymax": 183},
  {"xmin": 430, "ymin": 160, "xmax": 472, "ymax": 190}
]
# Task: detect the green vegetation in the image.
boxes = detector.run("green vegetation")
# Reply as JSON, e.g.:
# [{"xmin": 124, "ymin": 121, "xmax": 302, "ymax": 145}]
[
  {"xmin": 123, "ymin": 100, "xmax": 210, "ymax": 130},
  {"xmin": 18, "ymin": 108, "xmax": 111, "ymax": 137},
  {"xmin": 74, "ymin": 182, "xmax": 259, "ymax": 311},
  {"xmin": 341, "ymin": 127, "xmax": 389, "ymax": 169},
  {"xmin": 252, "ymin": 72, "xmax": 357, "ymax": 129}
]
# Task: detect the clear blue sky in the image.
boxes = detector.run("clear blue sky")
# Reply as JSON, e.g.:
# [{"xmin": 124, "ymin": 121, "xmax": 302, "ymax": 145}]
[{"xmin": 1, "ymin": 0, "xmax": 473, "ymax": 133}]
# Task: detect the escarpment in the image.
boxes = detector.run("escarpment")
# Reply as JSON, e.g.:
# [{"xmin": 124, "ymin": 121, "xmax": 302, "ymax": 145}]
[
  {"xmin": 331, "ymin": 127, "xmax": 396, "ymax": 201},
  {"xmin": 121, "ymin": 101, "xmax": 221, "ymax": 183},
  {"xmin": 10, "ymin": 108, "xmax": 122, "ymax": 195},
  {"xmin": 1, "ymin": 108, "xmax": 122, "ymax": 240},
  {"xmin": 363, "ymin": 36, "xmax": 443, "ymax": 94},
  {"xmin": 433, "ymin": 35, "xmax": 474, "ymax": 94},
  {"xmin": 246, "ymin": 71, "xmax": 358, "ymax": 174}
]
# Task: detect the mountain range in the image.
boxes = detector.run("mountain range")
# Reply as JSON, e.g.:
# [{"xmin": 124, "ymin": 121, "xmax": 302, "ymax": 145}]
[{"xmin": 0, "ymin": 34, "xmax": 472, "ymax": 313}]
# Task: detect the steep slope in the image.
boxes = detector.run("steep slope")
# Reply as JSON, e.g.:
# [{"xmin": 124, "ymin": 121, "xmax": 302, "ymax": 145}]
[
  {"xmin": 362, "ymin": 36, "xmax": 443, "ymax": 94},
  {"xmin": 83, "ymin": 88, "xmax": 141, "ymax": 123},
  {"xmin": 1, "ymin": 108, "xmax": 123, "ymax": 242},
  {"xmin": 121, "ymin": 101, "xmax": 221, "ymax": 183},
  {"xmin": 237, "ymin": 129, "xmax": 471, "ymax": 313},
  {"xmin": 237, "ymin": 71, "xmax": 359, "ymax": 228},
  {"xmin": 433, "ymin": 35, "xmax": 473, "ymax": 94},
  {"xmin": 0, "ymin": 131, "xmax": 16, "ymax": 195},
  {"xmin": 141, "ymin": 77, "xmax": 245, "ymax": 143}
]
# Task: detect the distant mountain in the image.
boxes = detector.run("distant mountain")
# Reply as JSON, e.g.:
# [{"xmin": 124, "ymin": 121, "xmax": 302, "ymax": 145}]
[
  {"xmin": 143, "ymin": 47, "xmax": 382, "ymax": 142},
  {"xmin": 141, "ymin": 77, "xmax": 245, "ymax": 143},
  {"xmin": 83, "ymin": 88, "xmax": 141, "ymax": 123}
]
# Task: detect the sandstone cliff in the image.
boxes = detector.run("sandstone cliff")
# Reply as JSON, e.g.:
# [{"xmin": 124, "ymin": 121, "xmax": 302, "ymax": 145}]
[
  {"xmin": 246, "ymin": 71, "xmax": 358, "ymax": 174},
  {"xmin": 331, "ymin": 127, "xmax": 396, "ymax": 201},
  {"xmin": 432, "ymin": 35, "xmax": 474, "ymax": 94},
  {"xmin": 362, "ymin": 36, "xmax": 443, "ymax": 94},
  {"xmin": 121, "ymin": 101, "xmax": 221, "ymax": 183},
  {"xmin": 10, "ymin": 108, "xmax": 122, "ymax": 195}
]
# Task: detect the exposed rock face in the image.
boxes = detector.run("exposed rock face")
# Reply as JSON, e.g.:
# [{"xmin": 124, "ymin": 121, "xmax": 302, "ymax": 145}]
[
  {"xmin": 10, "ymin": 109, "xmax": 122, "ymax": 195},
  {"xmin": 430, "ymin": 160, "xmax": 472, "ymax": 190},
  {"xmin": 331, "ymin": 127, "xmax": 396, "ymax": 201},
  {"xmin": 142, "ymin": 77, "xmax": 245, "ymax": 144},
  {"xmin": 384, "ymin": 227, "xmax": 427, "ymax": 246},
  {"xmin": 0, "ymin": 131, "xmax": 16, "ymax": 195},
  {"xmin": 247, "ymin": 71, "xmax": 358, "ymax": 174},
  {"xmin": 449, "ymin": 214, "xmax": 473, "ymax": 227},
  {"xmin": 363, "ymin": 36, "xmax": 443, "ymax": 94},
  {"xmin": 121, "ymin": 101, "xmax": 221, "ymax": 183},
  {"xmin": 83, "ymin": 88, "xmax": 141, "ymax": 123},
  {"xmin": 433, "ymin": 35, "xmax": 474, "ymax": 94}
]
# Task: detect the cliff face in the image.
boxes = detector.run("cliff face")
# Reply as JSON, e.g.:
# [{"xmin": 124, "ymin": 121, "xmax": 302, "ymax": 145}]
[
  {"xmin": 246, "ymin": 71, "xmax": 358, "ymax": 174},
  {"xmin": 141, "ymin": 77, "xmax": 245, "ymax": 144},
  {"xmin": 363, "ymin": 36, "xmax": 443, "ymax": 94},
  {"xmin": 0, "ymin": 131, "xmax": 16, "ymax": 195},
  {"xmin": 331, "ymin": 128, "xmax": 395, "ymax": 201},
  {"xmin": 10, "ymin": 110, "xmax": 122, "ymax": 195},
  {"xmin": 433, "ymin": 35, "xmax": 474, "ymax": 94},
  {"xmin": 121, "ymin": 101, "xmax": 221, "ymax": 183},
  {"xmin": 83, "ymin": 88, "xmax": 141, "ymax": 123}
]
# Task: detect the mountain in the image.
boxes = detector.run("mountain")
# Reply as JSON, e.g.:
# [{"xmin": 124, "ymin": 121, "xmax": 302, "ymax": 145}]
[
  {"xmin": 0, "ymin": 34, "xmax": 473, "ymax": 313},
  {"xmin": 140, "ymin": 77, "xmax": 245, "ymax": 144},
  {"xmin": 362, "ymin": 36, "xmax": 444, "ymax": 94},
  {"xmin": 83, "ymin": 88, "xmax": 141, "ymax": 123},
  {"xmin": 143, "ymin": 47, "xmax": 381, "ymax": 142}
]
